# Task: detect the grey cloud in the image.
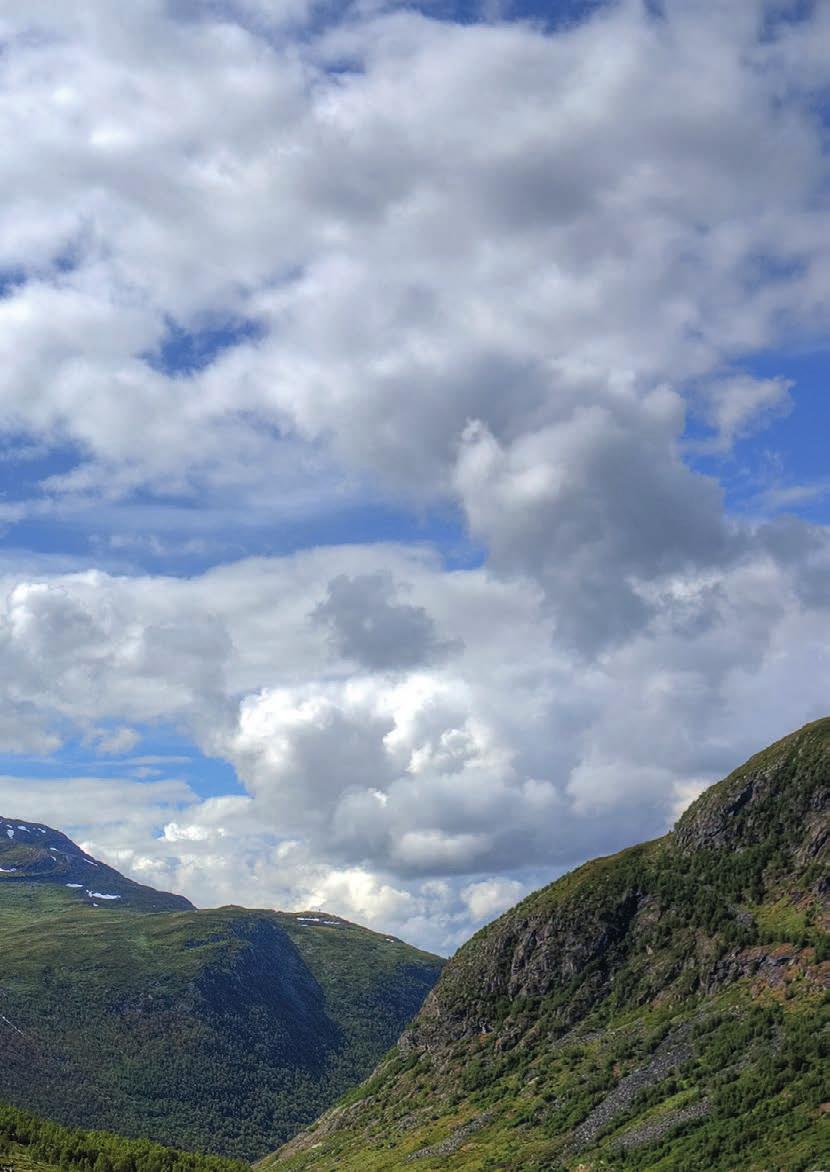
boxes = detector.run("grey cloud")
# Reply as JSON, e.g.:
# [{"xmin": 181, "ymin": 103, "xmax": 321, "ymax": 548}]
[
  {"xmin": 311, "ymin": 572, "xmax": 461, "ymax": 670},
  {"xmin": 694, "ymin": 375, "xmax": 793, "ymax": 453},
  {"xmin": 0, "ymin": 576, "xmax": 234, "ymax": 750},
  {"xmin": 456, "ymin": 393, "xmax": 736, "ymax": 652},
  {"xmin": 757, "ymin": 518, "xmax": 830, "ymax": 609}
]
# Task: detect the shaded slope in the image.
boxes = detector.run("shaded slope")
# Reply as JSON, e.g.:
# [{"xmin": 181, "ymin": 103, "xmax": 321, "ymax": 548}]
[
  {"xmin": 0, "ymin": 829, "xmax": 443, "ymax": 1162},
  {"xmin": 267, "ymin": 719, "xmax": 830, "ymax": 1171}
]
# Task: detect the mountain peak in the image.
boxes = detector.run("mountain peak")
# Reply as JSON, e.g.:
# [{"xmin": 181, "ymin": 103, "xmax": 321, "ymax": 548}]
[
  {"xmin": 0, "ymin": 815, "xmax": 193, "ymax": 911},
  {"xmin": 673, "ymin": 716, "xmax": 830, "ymax": 862}
]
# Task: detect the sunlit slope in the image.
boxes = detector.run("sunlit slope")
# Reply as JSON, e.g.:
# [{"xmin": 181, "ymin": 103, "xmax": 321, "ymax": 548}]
[{"xmin": 266, "ymin": 719, "xmax": 830, "ymax": 1171}]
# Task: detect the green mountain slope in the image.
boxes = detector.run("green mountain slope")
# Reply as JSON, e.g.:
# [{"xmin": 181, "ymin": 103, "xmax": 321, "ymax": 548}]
[
  {"xmin": 0, "ymin": 1100, "xmax": 248, "ymax": 1172},
  {"xmin": 0, "ymin": 825, "xmax": 443, "ymax": 1163},
  {"xmin": 265, "ymin": 719, "xmax": 830, "ymax": 1171}
]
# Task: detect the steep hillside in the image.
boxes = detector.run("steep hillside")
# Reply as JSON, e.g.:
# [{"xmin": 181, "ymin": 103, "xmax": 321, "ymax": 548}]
[
  {"xmin": 266, "ymin": 719, "xmax": 830, "ymax": 1171},
  {"xmin": 0, "ymin": 827, "xmax": 443, "ymax": 1162}
]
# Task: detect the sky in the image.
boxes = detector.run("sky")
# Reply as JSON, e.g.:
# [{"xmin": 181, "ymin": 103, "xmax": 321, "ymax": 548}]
[{"xmin": 0, "ymin": 0, "xmax": 828, "ymax": 953}]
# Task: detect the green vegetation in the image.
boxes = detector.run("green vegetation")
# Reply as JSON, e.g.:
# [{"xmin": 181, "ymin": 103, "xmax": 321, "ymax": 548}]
[
  {"xmin": 264, "ymin": 718, "xmax": 830, "ymax": 1170},
  {"xmin": 0, "ymin": 1101, "xmax": 248, "ymax": 1171},
  {"xmin": 0, "ymin": 824, "xmax": 443, "ymax": 1162}
]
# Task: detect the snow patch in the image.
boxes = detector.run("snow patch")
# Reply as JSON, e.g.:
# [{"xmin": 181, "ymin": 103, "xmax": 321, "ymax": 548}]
[
  {"xmin": 6, "ymin": 828, "xmax": 13, "ymax": 839},
  {"xmin": 87, "ymin": 891, "xmax": 121, "ymax": 900},
  {"xmin": 0, "ymin": 867, "xmax": 17, "ymax": 873},
  {"xmin": 66, "ymin": 883, "xmax": 84, "ymax": 888}
]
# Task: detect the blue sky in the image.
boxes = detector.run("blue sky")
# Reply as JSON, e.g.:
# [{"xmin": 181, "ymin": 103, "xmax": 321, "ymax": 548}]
[
  {"xmin": 687, "ymin": 365, "xmax": 830, "ymax": 523},
  {"xmin": 0, "ymin": 0, "xmax": 828, "ymax": 950},
  {"xmin": 734, "ymin": 363, "xmax": 830, "ymax": 516},
  {"xmin": 0, "ymin": 726, "xmax": 244, "ymax": 797}
]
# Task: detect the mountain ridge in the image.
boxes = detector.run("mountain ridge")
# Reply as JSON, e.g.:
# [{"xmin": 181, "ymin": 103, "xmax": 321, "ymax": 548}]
[{"xmin": 267, "ymin": 719, "xmax": 830, "ymax": 1170}]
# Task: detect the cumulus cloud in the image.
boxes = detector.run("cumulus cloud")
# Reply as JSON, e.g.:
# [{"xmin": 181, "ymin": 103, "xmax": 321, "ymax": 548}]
[
  {"xmin": 0, "ymin": 0, "xmax": 826, "ymax": 522},
  {"xmin": 0, "ymin": 574, "xmax": 234, "ymax": 750},
  {"xmin": 0, "ymin": 1, "xmax": 828, "ymax": 950},
  {"xmin": 454, "ymin": 392, "xmax": 733, "ymax": 650},
  {"xmin": 0, "ymin": 534, "xmax": 825, "ymax": 951},
  {"xmin": 224, "ymin": 670, "xmax": 521, "ymax": 874}
]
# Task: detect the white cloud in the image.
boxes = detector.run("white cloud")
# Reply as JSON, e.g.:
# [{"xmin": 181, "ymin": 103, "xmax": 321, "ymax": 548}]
[
  {"xmin": 0, "ymin": 0, "xmax": 825, "ymax": 526},
  {"xmin": 0, "ymin": 776, "xmax": 195, "ymax": 840},
  {"xmin": 461, "ymin": 878, "xmax": 527, "ymax": 923},
  {"xmin": 695, "ymin": 374, "xmax": 794, "ymax": 453},
  {"xmin": 89, "ymin": 726, "xmax": 141, "ymax": 755}
]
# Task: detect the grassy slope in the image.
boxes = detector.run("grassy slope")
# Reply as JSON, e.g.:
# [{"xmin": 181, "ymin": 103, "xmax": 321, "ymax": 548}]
[
  {"xmin": 266, "ymin": 720, "xmax": 830, "ymax": 1171},
  {"xmin": 0, "ymin": 860, "xmax": 442, "ymax": 1162}
]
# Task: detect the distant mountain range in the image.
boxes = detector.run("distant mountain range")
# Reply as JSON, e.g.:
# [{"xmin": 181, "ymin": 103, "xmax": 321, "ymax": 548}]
[
  {"xmin": 0, "ymin": 819, "xmax": 443, "ymax": 1162},
  {"xmin": 266, "ymin": 719, "xmax": 830, "ymax": 1171}
]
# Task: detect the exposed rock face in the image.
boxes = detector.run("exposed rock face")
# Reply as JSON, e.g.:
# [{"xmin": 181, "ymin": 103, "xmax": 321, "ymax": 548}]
[
  {"xmin": 614, "ymin": 1099, "xmax": 711, "ymax": 1152},
  {"xmin": 567, "ymin": 1028, "xmax": 694, "ymax": 1152},
  {"xmin": 407, "ymin": 720, "xmax": 830, "ymax": 1064},
  {"xmin": 405, "ymin": 1113, "xmax": 494, "ymax": 1162},
  {"xmin": 411, "ymin": 879, "xmax": 649, "ymax": 1052}
]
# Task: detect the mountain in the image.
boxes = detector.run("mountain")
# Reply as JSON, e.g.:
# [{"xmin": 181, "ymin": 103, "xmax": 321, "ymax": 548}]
[
  {"xmin": 265, "ymin": 718, "xmax": 830, "ymax": 1171},
  {"xmin": 0, "ymin": 822, "xmax": 443, "ymax": 1162},
  {"xmin": 0, "ymin": 816, "xmax": 193, "ymax": 911}
]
